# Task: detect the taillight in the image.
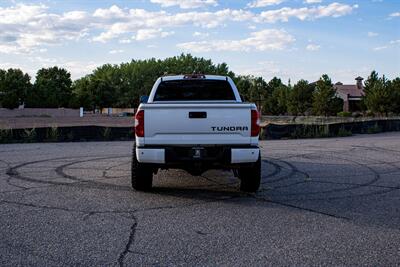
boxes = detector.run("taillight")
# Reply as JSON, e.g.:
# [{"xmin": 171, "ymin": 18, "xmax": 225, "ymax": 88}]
[
  {"xmin": 251, "ymin": 109, "xmax": 260, "ymax": 137},
  {"xmin": 135, "ymin": 110, "xmax": 144, "ymax": 137}
]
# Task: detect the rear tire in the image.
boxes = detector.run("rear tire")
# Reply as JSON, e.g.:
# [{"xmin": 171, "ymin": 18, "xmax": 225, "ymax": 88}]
[
  {"xmin": 239, "ymin": 155, "xmax": 261, "ymax": 192},
  {"xmin": 131, "ymin": 146, "xmax": 153, "ymax": 191}
]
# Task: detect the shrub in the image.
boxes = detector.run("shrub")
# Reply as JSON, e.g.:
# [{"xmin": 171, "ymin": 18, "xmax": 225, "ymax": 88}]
[
  {"xmin": 46, "ymin": 126, "xmax": 59, "ymax": 142},
  {"xmin": 21, "ymin": 128, "xmax": 37, "ymax": 142},
  {"xmin": 66, "ymin": 131, "xmax": 74, "ymax": 141},
  {"xmin": 0, "ymin": 129, "xmax": 13, "ymax": 143},
  {"xmin": 365, "ymin": 111, "xmax": 375, "ymax": 117},
  {"xmin": 337, "ymin": 111, "xmax": 352, "ymax": 117},
  {"xmin": 316, "ymin": 125, "xmax": 330, "ymax": 138},
  {"xmin": 102, "ymin": 127, "xmax": 111, "ymax": 140},
  {"xmin": 259, "ymin": 127, "xmax": 265, "ymax": 140},
  {"xmin": 290, "ymin": 124, "xmax": 330, "ymax": 139},
  {"xmin": 337, "ymin": 126, "xmax": 352, "ymax": 137}
]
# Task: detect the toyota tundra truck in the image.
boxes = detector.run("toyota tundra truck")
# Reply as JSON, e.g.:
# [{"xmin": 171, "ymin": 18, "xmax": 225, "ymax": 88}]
[{"xmin": 132, "ymin": 74, "xmax": 261, "ymax": 192}]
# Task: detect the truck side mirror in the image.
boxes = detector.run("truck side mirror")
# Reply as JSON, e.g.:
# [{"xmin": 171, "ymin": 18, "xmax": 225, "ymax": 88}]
[{"xmin": 140, "ymin": 96, "xmax": 149, "ymax": 103}]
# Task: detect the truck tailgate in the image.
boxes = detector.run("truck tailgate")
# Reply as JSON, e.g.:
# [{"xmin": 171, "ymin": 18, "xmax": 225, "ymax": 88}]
[{"xmin": 142, "ymin": 103, "xmax": 253, "ymax": 145}]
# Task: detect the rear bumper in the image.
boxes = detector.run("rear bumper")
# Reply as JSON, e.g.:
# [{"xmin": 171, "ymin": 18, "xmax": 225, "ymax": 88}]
[{"xmin": 136, "ymin": 146, "xmax": 259, "ymax": 165}]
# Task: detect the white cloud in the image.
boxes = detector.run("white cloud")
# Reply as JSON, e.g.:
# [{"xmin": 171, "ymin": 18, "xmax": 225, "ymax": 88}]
[
  {"xmin": 304, "ymin": 0, "xmax": 322, "ymax": 3},
  {"xmin": 0, "ymin": 58, "xmax": 104, "ymax": 80},
  {"xmin": 90, "ymin": 4, "xmax": 353, "ymax": 42},
  {"xmin": 109, "ymin": 49, "xmax": 124, "ymax": 54},
  {"xmin": 0, "ymin": 3, "xmax": 358, "ymax": 53},
  {"xmin": 62, "ymin": 61, "xmax": 107, "ymax": 79},
  {"xmin": 373, "ymin": 46, "xmax": 388, "ymax": 51},
  {"xmin": 247, "ymin": 0, "xmax": 284, "ymax": 8},
  {"xmin": 119, "ymin": 39, "xmax": 132, "ymax": 44},
  {"xmin": 27, "ymin": 56, "xmax": 57, "ymax": 64},
  {"xmin": 306, "ymin": 44, "xmax": 320, "ymax": 51},
  {"xmin": 367, "ymin": 31, "xmax": 378, "ymax": 37},
  {"xmin": 373, "ymin": 39, "xmax": 400, "ymax": 51},
  {"xmin": 0, "ymin": 4, "xmax": 89, "ymax": 54},
  {"xmin": 389, "ymin": 12, "xmax": 400, "ymax": 17},
  {"xmin": 177, "ymin": 29, "xmax": 294, "ymax": 52},
  {"xmin": 134, "ymin": 28, "xmax": 174, "ymax": 41},
  {"xmin": 257, "ymin": 3, "xmax": 356, "ymax": 23},
  {"xmin": 93, "ymin": 5, "xmax": 126, "ymax": 19},
  {"xmin": 63, "ymin": 11, "xmax": 88, "ymax": 20},
  {"xmin": 150, "ymin": 0, "xmax": 218, "ymax": 9},
  {"xmin": 193, "ymin": 31, "xmax": 210, "ymax": 38},
  {"xmin": 91, "ymin": 8, "xmax": 253, "ymax": 42},
  {"xmin": 236, "ymin": 61, "xmax": 282, "ymax": 77}
]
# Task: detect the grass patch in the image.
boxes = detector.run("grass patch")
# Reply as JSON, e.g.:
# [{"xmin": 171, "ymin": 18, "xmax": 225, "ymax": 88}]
[
  {"xmin": 102, "ymin": 127, "xmax": 111, "ymax": 140},
  {"xmin": 21, "ymin": 128, "xmax": 37, "ymax": 142},
  {"xmin": 290, "ymin": 125, "xmax": 331, "ymax": 139},
  {"xmin": 45, "ymin": 126, "xmax": 59, "ymax": 142},
  {"xmin": 337, "ymin": 111, "xmax": 352, "ymax": 117},
  {"xmin": 0, "ymin": 129, "xmax": 13, "ymax": 143},
  {"xmin": 337, "ymin": 126, "xmax": 352, "ymax": 137}
]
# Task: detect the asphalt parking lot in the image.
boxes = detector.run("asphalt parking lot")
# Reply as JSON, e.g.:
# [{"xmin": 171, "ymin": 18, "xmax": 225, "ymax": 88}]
[{"xmin": 1, "ymin": 132, "xmax": 400, "ymax": 266}]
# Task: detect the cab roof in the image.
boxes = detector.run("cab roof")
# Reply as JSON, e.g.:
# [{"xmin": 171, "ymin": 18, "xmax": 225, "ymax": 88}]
[{"xmin": 160, "ymin": 75, "xmax": 229, "ymax": 82}]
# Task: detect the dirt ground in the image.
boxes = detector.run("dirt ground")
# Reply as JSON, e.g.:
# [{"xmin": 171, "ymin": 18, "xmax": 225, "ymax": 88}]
[{"xmin": 0, "ymin": 115, "xmax": 135, "ymax": 129}]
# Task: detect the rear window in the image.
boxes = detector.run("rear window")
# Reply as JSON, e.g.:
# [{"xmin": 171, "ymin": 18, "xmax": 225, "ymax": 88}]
[{"xmin": 153, "ymin": 80, "xmax": 236, "ymax": 101}]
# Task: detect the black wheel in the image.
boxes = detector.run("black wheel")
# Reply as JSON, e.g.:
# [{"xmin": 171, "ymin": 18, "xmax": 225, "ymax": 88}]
[
  {"xmin": 131, "ymin": 146, "xmax": 153, "ymax": 191},
  {"xmin": 239, "ymin": 155, "xmax": 261, "ymax": 192}
]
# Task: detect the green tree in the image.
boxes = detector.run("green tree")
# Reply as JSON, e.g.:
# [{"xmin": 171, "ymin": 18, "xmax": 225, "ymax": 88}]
[
  {"xmin": 363, "ymin": 73, "xmax": 392, "ymax": 115},
  {"xmin": 234, "ymin": 76, "xmax": 253, "ymax": 101},
  {"xmin": 0, "ymin": 68, "xmax": 5, "ymax": 95},
  {"xmin": 160, "ymin": 53, "xmax": 233, "ymax": 77},
  {"xmin": 28, "ymin": 67, "xmax": 72, "ymax": 108},
  {"xmin": 71, "ymin": 54, "xmax": 239, "ymax": 109},
  {"xmin": 390, "ymin": 77, "xmax": 400, "ymax": 114},
  {"xmin": 0, "ymin": 69, "xmax": 31, "ymax": 109},
  {"xmin": 288, "ymin": 79, "xmax": 315, "ymax": 115},
  {"xmin": 312, "ymin": 74, "xmax": 343, "ymax": 116},
  {"xmin": 120, "ymin": 58, "xmax": 164, "ymax": 107},
  {"xmin": 268, "ymin": 84, "xmax": 290, "ymax": 115},
  {"xmin": 88, "ymin": 64, "xmax": 122, "ymax": 111},
  {"xmin": 262, "ymin": 77, "xmax": 289, "ymax": 115},
  {"xmin": 363, "ymin": 71, "xmax": 379, "ymax": 94},
  {"xmin": 268, "ymin": 77, "xmax": 283, "ymax": 90},
  {"xmin": 70, "ymin": 76, "xmax": 93, "ymax": 109},
  {"xmin": 234, "ymin": 75, "xmax": 268, "ymax": 104}
]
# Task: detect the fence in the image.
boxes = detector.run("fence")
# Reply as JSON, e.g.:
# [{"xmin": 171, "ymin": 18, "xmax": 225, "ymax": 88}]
[
  {"xmin": 1, "ymin": 119, "xmax": 400, "ymax": 143},
  {"xmin": 263, "ymin": 119, "xmax": 400, "ymax": 139}
]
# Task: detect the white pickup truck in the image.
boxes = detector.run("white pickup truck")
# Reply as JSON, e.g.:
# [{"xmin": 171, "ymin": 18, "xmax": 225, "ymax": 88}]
[{"xmin": 132, "ymin": 74, "xmax": 261, "ymax": 192}]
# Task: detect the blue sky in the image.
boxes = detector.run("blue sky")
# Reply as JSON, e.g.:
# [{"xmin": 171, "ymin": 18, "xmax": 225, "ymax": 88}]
[{"xmin": 0, "ymin": 0, "xmax": 399, "ymax": 84}]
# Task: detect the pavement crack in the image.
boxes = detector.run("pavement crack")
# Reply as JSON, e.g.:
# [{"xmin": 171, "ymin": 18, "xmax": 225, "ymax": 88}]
[
  {"xmin": 1, "ymin": 200, "xmax": 140, "ymax": 217},
  {"xmin": 311, "ymin": 180, "xmax": 400, "ymax": 190},
  {"xmin": 117, "ymin": 213, "xmax": 138, "ymax": 267},
  {"xmin": 247, "ymin": 194, "xmax": 350, "ymax": 220}
]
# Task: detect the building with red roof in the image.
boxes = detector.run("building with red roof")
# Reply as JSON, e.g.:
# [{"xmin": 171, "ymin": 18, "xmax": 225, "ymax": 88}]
[{"xmin": 334, "ymin": 76, "xmax": 364, "ymax": 112}]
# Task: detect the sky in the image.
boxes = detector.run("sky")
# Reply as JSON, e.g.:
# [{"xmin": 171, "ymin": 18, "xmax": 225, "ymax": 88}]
[{"xmin": 0, "ymin": 0, "xmax": 399, "ymax": 84}]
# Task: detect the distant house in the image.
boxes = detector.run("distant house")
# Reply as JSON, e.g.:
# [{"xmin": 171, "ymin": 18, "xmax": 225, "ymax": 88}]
[{"xmin": 334, "ymin": 76, "xmax": 364, "ymax": 112}]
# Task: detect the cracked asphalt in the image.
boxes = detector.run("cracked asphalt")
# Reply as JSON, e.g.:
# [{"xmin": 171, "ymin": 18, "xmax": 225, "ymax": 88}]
[{"xmin": 1, "ymin": 132, "xmax": 400, "ymax": 266}]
